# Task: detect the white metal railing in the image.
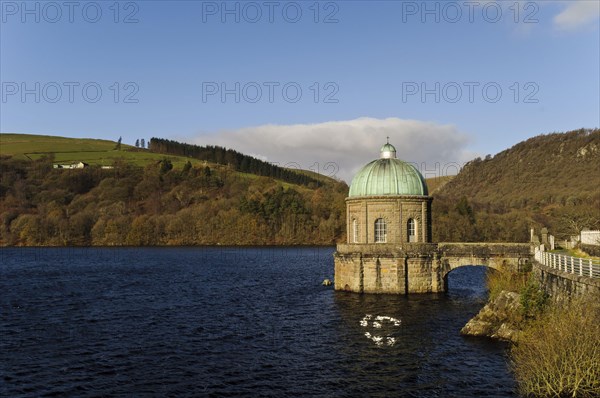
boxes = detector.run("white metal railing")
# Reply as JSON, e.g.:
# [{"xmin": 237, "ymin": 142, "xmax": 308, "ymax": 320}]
[{"xmin": 534, "ymin": 250, "xmax": 600, "ymax": 279}]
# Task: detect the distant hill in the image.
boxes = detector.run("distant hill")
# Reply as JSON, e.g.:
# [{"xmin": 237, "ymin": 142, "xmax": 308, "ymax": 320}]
[
  {"xmin": 0, "ymin": 134, "xmax": 348, "ymax": 246},
  {"xmin": 432, "ymin": 128, "xmax": 600, "ymax": 242}
]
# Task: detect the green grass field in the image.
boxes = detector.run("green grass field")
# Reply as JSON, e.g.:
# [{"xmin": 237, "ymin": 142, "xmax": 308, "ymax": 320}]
[
  {"xmin": 550, "ymin": 248, "xmax": 600, "ymax": 260},
  {"xmin": 0, "ymin": 134, "xmax": 340, "ymax": 187},
  {"xmin": 0, "ymin": 133, "xmax": 203, "ymax": 169}
]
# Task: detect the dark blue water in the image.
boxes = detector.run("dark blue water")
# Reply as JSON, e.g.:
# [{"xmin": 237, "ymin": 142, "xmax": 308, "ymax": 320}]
[{"xmin": 1, "ymin": 247, "xmax": 515, "ymax": 397}]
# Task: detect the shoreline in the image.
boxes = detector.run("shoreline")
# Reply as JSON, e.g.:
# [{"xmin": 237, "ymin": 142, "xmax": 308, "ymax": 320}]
[{"xmin": 0, "ymin": 244, "xmax": 339, "ymax": 249}]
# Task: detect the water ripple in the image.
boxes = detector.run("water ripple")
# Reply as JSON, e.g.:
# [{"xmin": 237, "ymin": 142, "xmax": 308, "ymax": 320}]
[{"xmin": 1, "ymin": 247, "xmax": 515, "ymax": 397}]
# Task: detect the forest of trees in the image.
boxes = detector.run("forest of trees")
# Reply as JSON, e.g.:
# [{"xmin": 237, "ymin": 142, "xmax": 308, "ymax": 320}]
[
  {"xmin": 149, "ymin": 138, "xmax": 322, "ymax": 187},
  {"xmin": 431, "ymin": 128, "xmax": 600, "ymax": 242},
  {"xmin": 1, "ymin": 128, "xmax": 598, "ymax": 246},
  {"xmin": 0, "ymin": 156, "xmax": 348, "ymax": 246}
]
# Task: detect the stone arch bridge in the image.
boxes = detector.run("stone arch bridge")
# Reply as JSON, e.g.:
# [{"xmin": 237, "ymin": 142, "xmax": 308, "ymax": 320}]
[
  {"xmin": 437, "ymin": 242, "xmax": 532, "ymax": 284},
  {"xmin": 334, "ymin": 242, "xmax": 532, "ymax": 294}
]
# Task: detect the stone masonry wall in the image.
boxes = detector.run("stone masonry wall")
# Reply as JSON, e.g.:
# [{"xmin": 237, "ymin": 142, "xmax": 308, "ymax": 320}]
[
  {"xmin": 333, "ymin": 253, "xmax": 363, "ymax": 292},
  {"xmin": 362, "ymin": 257, "xmax": 406, "ymax": 293},
  {"xmin": 335, "ymin": 243, "xmax": 533, "ymax": 294},
  {"xmin": 346, "ymin": 196, "xmax": 431, "ymax": 244},
  {"xmin": 533, "ymin": 261, "xmax": 600, "ymax": 304},
  {"xmin": 336, "ymin": 242, "xmax": 598, "ymax": 301},
  {"xmin": 335, "ymin": 243, "xmax": 438, "ymax": 294},
  {"xmin": 407, "ymin": 256, "xmax": 436, "ymax": 293}
]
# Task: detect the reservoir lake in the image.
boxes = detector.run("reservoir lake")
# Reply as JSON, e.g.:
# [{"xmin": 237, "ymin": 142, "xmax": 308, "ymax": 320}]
[{"xmin": 1, "ymin": 247, "xmax": 516, "ymax": 397}]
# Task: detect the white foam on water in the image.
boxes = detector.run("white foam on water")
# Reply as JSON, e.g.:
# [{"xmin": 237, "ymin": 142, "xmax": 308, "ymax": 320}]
[{"xmin": 359, "ymin": 314, "xmax": 401, "ymax": 347}]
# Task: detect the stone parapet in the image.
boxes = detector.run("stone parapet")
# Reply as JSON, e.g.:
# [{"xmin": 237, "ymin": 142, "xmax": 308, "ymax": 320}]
[
  {"xmin": 533, "ymin": 260, "xmax": 600, "ymax": 303},
  {"xmin": 336, "ymin": 243, "xmax": 438, "ymax": 256},
  {"xmin": 438, "ymin": 242, "xmax": 532, "ymax": 257}
]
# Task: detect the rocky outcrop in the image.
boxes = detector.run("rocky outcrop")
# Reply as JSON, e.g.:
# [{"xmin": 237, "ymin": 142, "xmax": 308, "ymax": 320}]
[{"xmin": 461, "ymin": 291, "xmax": 523, "ymax": 341}]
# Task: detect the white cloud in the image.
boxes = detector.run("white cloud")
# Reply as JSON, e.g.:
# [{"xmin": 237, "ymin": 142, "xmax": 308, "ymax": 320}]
[
  {"xmin": 191, "ymin": 117, "xmax": 477, "ymax": 183},
  {"xmin": 554, "ymin": 0, "xmax": 600, "ymax": 30}
]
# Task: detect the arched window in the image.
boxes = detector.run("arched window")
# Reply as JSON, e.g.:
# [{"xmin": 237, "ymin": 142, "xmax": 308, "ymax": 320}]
[
  {"xmin": 353, "ymin": 219, "xmax": 359, "ymax": 243},
  {"xmin": 407, "ymin": 218, "xmax": 417, "ymax": 242},
  {"xmin": 374, "ymin": 218, "xmax": 387, "ymax": 243}
]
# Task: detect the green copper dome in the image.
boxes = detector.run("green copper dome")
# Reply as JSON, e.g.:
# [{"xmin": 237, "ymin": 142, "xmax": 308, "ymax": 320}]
[{"xmin": 348, "ymin": 142, "xmax": 428, "ymax": 197}]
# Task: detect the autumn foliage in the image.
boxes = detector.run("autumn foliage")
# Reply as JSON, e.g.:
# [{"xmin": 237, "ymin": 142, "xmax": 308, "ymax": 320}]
[
  {"xmin": 433, "ymin": 129, "xmax": 600, "ymax": 242},
  {"xmin": 0, "ymin": 156, "xmax": 347, "ymax": 246}
]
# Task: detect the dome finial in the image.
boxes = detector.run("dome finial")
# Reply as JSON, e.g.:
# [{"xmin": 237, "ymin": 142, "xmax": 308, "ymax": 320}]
[{"xmin": 380, "ymin": 139, "xmax": 397, "ymax": 159}]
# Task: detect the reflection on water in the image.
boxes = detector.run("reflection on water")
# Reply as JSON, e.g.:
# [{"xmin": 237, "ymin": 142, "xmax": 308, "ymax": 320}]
[
  {"xmin": 1, "ymin": 248, "xmax": 515, "ymax": 397},
  {"xmin": 333, "ymin": 266, "xmax": 513, "ymax": 397},
  {"xmin": 360, "ymin": 314, "xmax": 401, "ymax": 346}
]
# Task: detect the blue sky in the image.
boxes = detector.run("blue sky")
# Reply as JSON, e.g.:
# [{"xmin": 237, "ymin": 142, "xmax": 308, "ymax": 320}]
[{"xmin": 1, "ymin": 0, "xmax": 599, "ymax": 181}]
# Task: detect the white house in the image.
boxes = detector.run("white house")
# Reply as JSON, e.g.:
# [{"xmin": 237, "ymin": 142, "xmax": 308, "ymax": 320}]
[
  {"xmin": 53, "ymin": 161, "xmax": 89, "ymax": 169},
  {"xmin": 581, "ymin": 229, "xmax": 600, "ymax": 246}
]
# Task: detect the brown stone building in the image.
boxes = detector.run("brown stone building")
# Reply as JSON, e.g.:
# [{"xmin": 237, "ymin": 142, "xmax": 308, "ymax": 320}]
[
  {"xmin": 334, "ymin": 141, "xmax": 531, "ymax": 294},
  {"xmin": 334, "ymin": 141, "xmax": 438, "ymax": 294},
  {"xmin": 345, "ymin": 142, "xmax": 432, "ymax": 245}
]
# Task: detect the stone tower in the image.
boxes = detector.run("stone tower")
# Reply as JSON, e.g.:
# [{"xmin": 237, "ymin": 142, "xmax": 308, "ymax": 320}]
[
  {"xmin": 334, "ymin": 141, "xmax": 439, "ymax": 294},
  {"xmin": 346, "ymin": 141, "xmax": 432, "ymax": 245},
  {"xmin": 334, "ymin": 140, "xmax": 532, "ymax": 294}
]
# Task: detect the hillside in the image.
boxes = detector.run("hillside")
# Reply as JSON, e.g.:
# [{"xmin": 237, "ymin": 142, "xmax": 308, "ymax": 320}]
[
  {"xmin": 0, "ymin": 134, "xmax": 348, "ymax": 246},
  {"xmin": 148, "ymin": 137, "xmax": 325, "ymax": 187},
  {"xmin": 426, "ymin": 175, "xmax": 454, "ymax": 194},
  {"xmin": 432, "ymin": 128, "xmax": 600, "ymax": 242},
  {"xmin": 0, "ymin": 133, "xmax": 199, "ymax": 169},
  {"xmin": 2, "ymin": 130, "xmax": 598, "ymax": 246}
]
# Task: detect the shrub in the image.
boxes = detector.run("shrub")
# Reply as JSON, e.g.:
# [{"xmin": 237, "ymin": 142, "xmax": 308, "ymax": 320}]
[
  {"xmin": 519, "ymin": 279, "xmax": 548, "ymax": 318},
  {"xmin": 486, "ymin": 266, "xmax": 528, "ymax": 301},
  {"xmin": 511, "ymin": 297, "xmax": 600, "ymax": 397}
]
